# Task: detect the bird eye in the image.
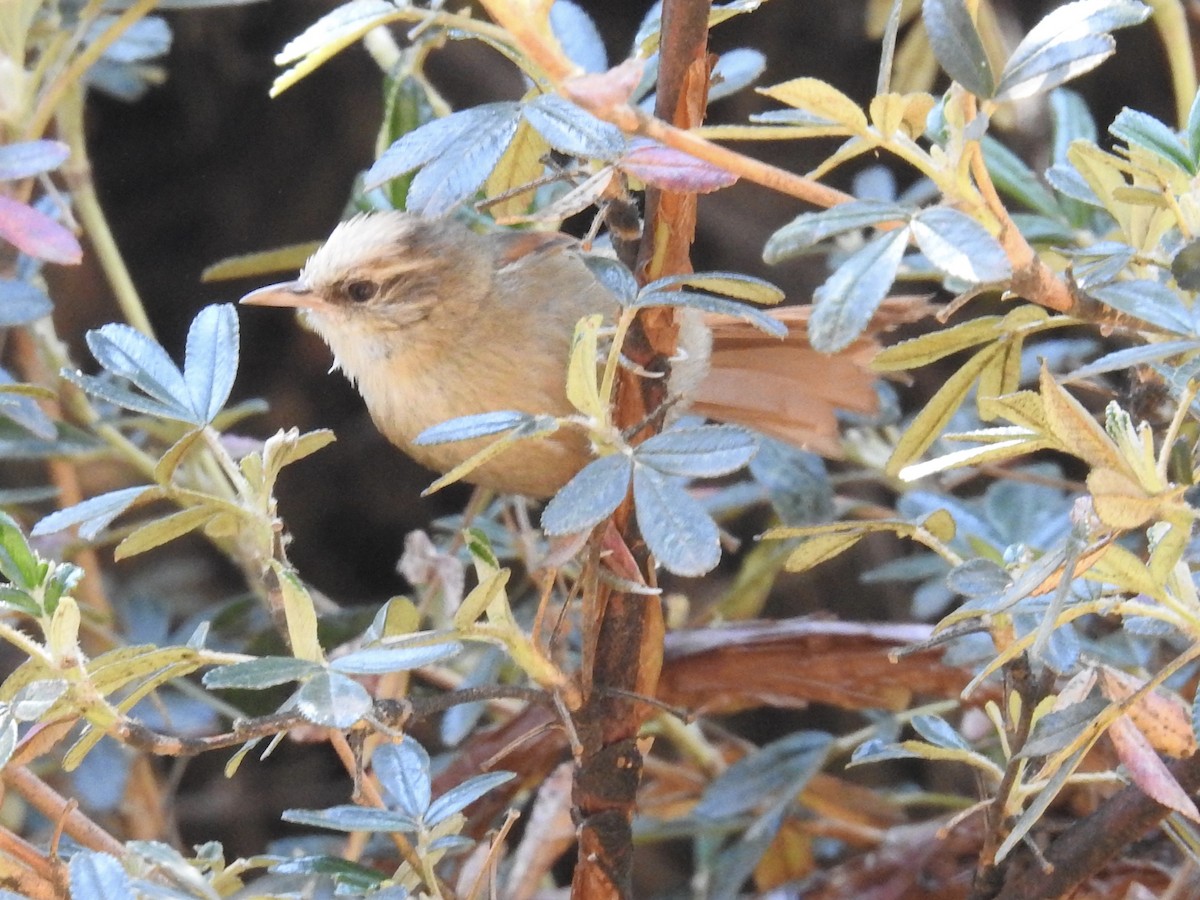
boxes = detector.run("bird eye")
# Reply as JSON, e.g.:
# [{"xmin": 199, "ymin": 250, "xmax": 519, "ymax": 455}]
[{"xmin": 346, "ymin": 279, "xmax": 378, "ymax": 303}]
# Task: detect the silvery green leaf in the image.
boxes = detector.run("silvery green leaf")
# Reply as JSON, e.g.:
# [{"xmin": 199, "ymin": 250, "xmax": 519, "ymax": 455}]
[
  {"xmin": 708, "ymin": 48, "xmax": 766, "ymax": 102},
  {"xmin": 414, "ymin": 411, "xmax": 533, "ymax": 445},
  {"xmin": 364, "ymin": 103, "xmax": 517, "ymax": 191},
  {"xmin": 1020, "ymin": 697, "xmax": 1108, "ymax": 757},
  {"xmin": 848, "ymin": 738, "xmax": 921, "ymax": 766},
  {"xmin": 910, "ymin": 207, "xmax": 1012, "ymax": 284},
  {"xmin": 0, "ymin": 140, "xmax": 69, "ymax": 180},
  {"xmin": 706, "ymin": 803, "xmax": 788, "ymax": 900},
  {"xmin": 276, "ymin": 0, "xmax": 399, "ymax": 65},
  {"xmin": 583, "ymin": 255, "xmax": 639, "ymax": 304},
  {"xmin": 947, "ymin": 558, "xmax": 1011, "ymax": 596},
  {"xmin": 1110, "ymin": 107, "xmax": 1193, "ymax": 174},
  {"xmin": 183, "ymin": 304, "xmax": 238, "ymax": 423},
  {"xmin": 633, "ymin": 290, "xmax": 786, "ymax": 337},
  {"xmin": 981, "ymin": 137, "xmax": 1060, "ymax": 217},
  {"xmin": 0, "ymin": 588, "xmax": 39, "ymax": 616},
  {"xmin": 427, "ymin": 835, "xmax": 475, "ymax": 855},
  {"xmin": 1067, "ymin": 340, "xmax": 1200, "ymax": 382},
  {"xmin": 748, "ymin": 440, "xmax": 832, "ymax": 525},
  {"xmin": 762, "ymin": 200, "xmax": 908, "ymax": 262},
  {"xmin": 524, "ymin": 94, "xmax": 626, "ymax": 160},
  {"xmin": 0, "ymin": 278, "xmax": 51, "ymax": 325},
  {"xmin": 0, "ymin": 369, "xmax": 55, "ymax": 440},
  {"xmin": 643, "ymin": 272, "xmax": 783, "ymax": 305},
  {"xmin": 1068, "ymin": 241, "xmax": 1136, "ymax": 290},
  {"xmin": 922, "ymin": 0, "xmax": 995, "ymax": 97},
  {"xmin": 1091, "ymin": 280, "xmax": 1196, "ymax": 334},
  {"xmin": 0, "ymin": 419, "xmax": 101, "ymax": 458},
  {"xmin": 441, "ymin": 647, "xmax": 503, "ymax": 746},
  {"xmin": 426, "ymin": 771, "xmax": 515, "ymax": 826},
  {"xmin": 1010, "ymin": 213, "xmax": 1075, "ymax": 244},
  {"xmin": 1045, "ymin": 162, "xmax": 1103, "ymax": 207},
  {"xmin": 31, "ymin": 485, "xmax": 155, "ymax": 540},
  {"xmin": 634, "ymin": 425, "xmax": 756, "ymax": 478},
  {"xmin": 405, "ymin": 105, "xmax": 523, "ymax": 215},
  {"xmin": 61, "ymin": 370, "xmax": 192, "ymax": 422},
  {"xmin": 295, "ymin": 672, "xmax": 372, "ymax": 728},
  {"xmin": 695, "ymin": 731, "xmax": 830, "ymax": 820},
  {"xmin": 541, "ymin": 453, "xmax": 632, "ymax": 536},
  {"xmin": 1051, "ymin": 89, "xmax": 1098, "ymax": 159},
  {"xmin": 911, "ymin": 714, "xmax": 972, "ymax": 750},
  {"xmin": 373, "ymin": 739, "xmax": 432, "ymax": 818},
  {"xmin": 11, "ymin": 679, "xmax": 68, "ymax": 719},
  {"xmin": 282, "ymin": 805, "xmax": 419, "ymax": 833},
  {"xmin": 271, "ymin": 854, "xmax": 388, "ymax": 889},
  {"xmin": 0, "ymin": 717, "xmax": 15, "ymax": 769},
  {"xmin": 88, "ymin": 16, "xmax": 171, "ymax": 63},
  {"xmin": 86, "ymin": 323, "xmax": 195, "ymax": 421},
  {"xmin": 330, "ymin": 641, "xmax": 462, "ymax": 674},
  {"xmin": 996, "ymin": 0, "xmax": 1151, "ymax": 101},
  {"xmin": 809, "ymin": 226, "xmax": 910, "ymax": 352},
  {"xmin": 69, "ymin": 852, "xmax": 133, "ymax": 900},
  {"xmin": 202, "ymin": 656, "xmax": 321, "ymax": 689},
  {"xmin": 550, "ymin": 1, "xmax": 607, "ymax": 73},
  {"xmin": 633, "ymin": 465, "xmax": 720, "ymax": 576}
]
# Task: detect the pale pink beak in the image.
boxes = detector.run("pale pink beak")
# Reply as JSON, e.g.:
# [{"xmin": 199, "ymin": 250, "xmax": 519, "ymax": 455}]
[{"xmin": 239, "ymin": 281, "xmax": 327, "ymax": 311}]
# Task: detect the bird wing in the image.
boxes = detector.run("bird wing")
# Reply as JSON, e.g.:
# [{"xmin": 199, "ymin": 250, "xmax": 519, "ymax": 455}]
[{"xmin": 692, "ymin": 296, "xmax": 932, "ymax": 456}]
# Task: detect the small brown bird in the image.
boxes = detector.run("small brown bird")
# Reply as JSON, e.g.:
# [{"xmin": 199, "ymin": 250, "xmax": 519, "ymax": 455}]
[{"xmin": 241, "ymin": 212, "xmax": 920, "ymax": 497}]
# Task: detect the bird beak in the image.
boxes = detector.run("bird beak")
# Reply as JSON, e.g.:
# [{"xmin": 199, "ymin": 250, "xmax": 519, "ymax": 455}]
[{"xmin": 239, "ymin": 281, "xmax": 327, "ymax": 311}]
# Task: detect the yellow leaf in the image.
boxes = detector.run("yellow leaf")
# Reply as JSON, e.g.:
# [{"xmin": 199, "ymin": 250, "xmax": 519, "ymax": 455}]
[
  {"xmin": 758, "ymin": 78, "xmax": 869, "ymax": 135},
  {"xmin": 486, "ymin": 119, "xmax": 549, "ymax": 218},
  {"xmin": 272, "ymin": 561, "xmax": 323, "ymax": 663},
  {"xmin": 784, "ymin": 532, "xmax": 862, "ymax": 573},
  {"xmin": 1039, "ymin": 364, "xmax": 1124, "ymax": 472},
  {"xmin": 202, "ymin": 242, "xmax": 321, "ymax": 282},
  {"xmin": 115, "ymin": 506, "xmax": 217, "ymax": 560},
  {"xmin": 921, "ymin": 509, "xmax": 956, "ymax": 543},
  {"xmin": 873, "ymin": 316, "xmax": 1003, "ymax": 371},
  {"xmin": 566, "ymin": 314, "xmax": 606, "ymax": 419},
  {"xmin": 1081, "ymin": 542, "xmax": 1163, "ymax": 599},
  {"xmin": 1087, "ymin": 467, "xmax": 1161, "ymax": 530},
  {"xmin": 887, "ymin": 345, "xmax": 1003, "ymax": 476}
]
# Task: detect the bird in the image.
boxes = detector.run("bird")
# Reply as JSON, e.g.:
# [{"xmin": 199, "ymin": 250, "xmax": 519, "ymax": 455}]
[{"xmin": 240, "ymin": 212, "xmax": 925, "ymax": 497}]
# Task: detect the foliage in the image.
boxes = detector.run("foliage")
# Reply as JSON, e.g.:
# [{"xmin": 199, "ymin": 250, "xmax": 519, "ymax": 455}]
[{"xmin": 3, "ymin": 0, "xmax": 1200, "ymax": 898}]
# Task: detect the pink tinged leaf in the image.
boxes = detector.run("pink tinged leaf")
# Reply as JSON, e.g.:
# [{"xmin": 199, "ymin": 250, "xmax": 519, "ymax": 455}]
[
  {"xmin": 0, "ymin": 196, "xmax": 82, "ymax": 264},
  {"xmin": 1108, "ymin": 714, "xmax": 1200, "ymax": 822},
  {"xmin": 563, "ymin": 58, "xmax": 645, "ymax": 113},
  {"xmin": 618, "ymin": 140, "xmax": 737, "ymax": 193}
]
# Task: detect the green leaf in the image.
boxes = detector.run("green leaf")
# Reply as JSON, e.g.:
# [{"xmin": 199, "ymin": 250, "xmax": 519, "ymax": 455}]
[
  {"xmin": 31, "ymin": 486, "xmax": 157, "ymax": 541},
  {"xmin": 374, "ymin": 739, "xmax": 431, "ymax": 819},
  {"xmin": 523, "ymin": 94, "xmax": 626, "ymax": 160},
  {"xmin": 1110, "ymin": 107, "xmax": 1194, "ymax": 175},
  {"xmin": 0, "ymin": 512, "xmax": 41, "ymax": 591},
  {"xmin": 294, "ymin": 672, "xmax": 372, "ymax": 728},
  {"xmin": 330, "ymin": 641, "xmax": 462, "ymax": 675},
  {"xmin": 694, "ymin": 731, "xmax": 831, "ymax": 820},
  {"xmin": 633, "ymin": 465, "xmax": 721, "ymax": 577},
  {"xmin": 202, "ymin": 656, "xmax": 321, "ymax": 689},
  {"xmin": 282, "ymin": 805, "xmax": 419, "ymax": 834},
  {"xmin": 633, "ymin": 425, "xmax": 757, "ymax": 478},
  {"xmin": 981, "ymin": 137, "xmax": 1062, "ymax": 217},
  {"xmin": 910, "ymin": 207, "xmax": 1012, "ymax": 284},
  {"xmin": 1090, "ymin": 280, "xmax": 1196, "ymax": 334},
  {"xmin": 996, "ymin": 0, "xmax": 1151, "ymax": 101},
  {"xmin": 86, "ymin": 324, "xmax": 195, "ymax": 422},
  {"xmin": 922, "ymin": 0, "xmax": 995, "ymax": 98},
  {"xmin": 414, "ymin": 411, "xmax": 534, "ymax": 446},
  {"xmin": 541, "ymin": 453, "xmax": 632, "ymax": 536},
  {"xmin": 911, "ymin": 714, "xmax": 972, "ymax": 750},
  {"xmin": 583, "ymin": 256, "xmax": 639, "ymax": 304},
  {"xmin": 425, "ymin": 770, "xmax": 515, "ymax": 826},
  {"xmin": 762, "ymin": 200, "xmax": 908, "ymax": 263},
  {"xmin": 183, "ymin": 304, "xmax": 239, "ymax": 423},
  {"xmin": 810, "ymin": 227, "xmax": 910, "ymax": 352},
  {"xmin": 114, "ymin": 505, "xmax": 217, "ymax": 560}
]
